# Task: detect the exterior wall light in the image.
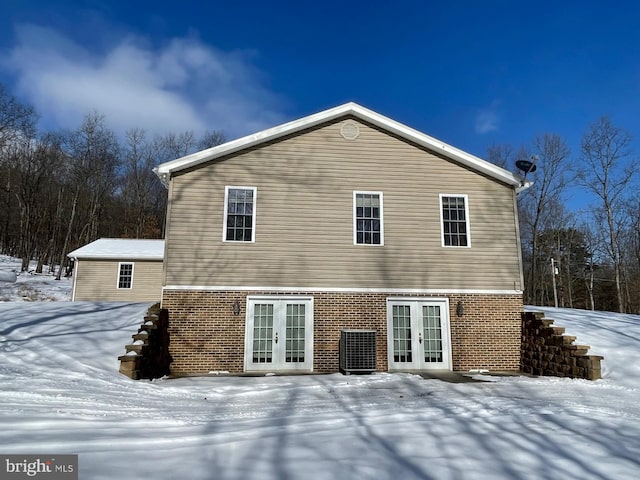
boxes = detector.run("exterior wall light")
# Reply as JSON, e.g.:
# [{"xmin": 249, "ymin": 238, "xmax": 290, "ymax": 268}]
[
  {"xmin": 233, "ymin": 300, "xmax": 241, "ymax": 316},
  {"xmin": 456, "ymin": 301, "xmax": 464, "ymax": 317}
]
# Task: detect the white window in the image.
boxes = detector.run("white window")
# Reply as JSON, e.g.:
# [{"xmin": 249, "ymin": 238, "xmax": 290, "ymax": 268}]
[
  {"xmin": 223, "ymin": 186, "xmax": 257, "ymax": 242},
  {"xmin": 440, "ymin": 194, "xmax": 470, "ymax": 247},
  {"xmin": 117, "ymin": 262, "xmax": 134, "ymax": 289},
  {"xmin": 353, "ymin": 191, "xmax": 384, "ymax": 245}
]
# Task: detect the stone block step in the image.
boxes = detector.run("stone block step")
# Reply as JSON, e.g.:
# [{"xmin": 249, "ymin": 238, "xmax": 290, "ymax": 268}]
[
  {"xmin": 565, "ymin": 344, "xmax": 590, "ymax": 356},
  {"xmin": 148, "ymin": 303, "xmax": 161, "ymax": 315},
  {"xmin": 139, "ymin": 323, "xmax": 158, "ymax": 332},
  {"xmin": 125, "ymin": 344, "xmax": 147, "ymax": 354},
  {"xmin": 118, "ymin": 353, "xmax": 142, "ymax": 363}
]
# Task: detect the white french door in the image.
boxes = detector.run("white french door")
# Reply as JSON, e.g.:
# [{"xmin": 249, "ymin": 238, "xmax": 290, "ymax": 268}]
[
  {"xmin": 244, "ymin": 297, "xmax": 314, "ymax": 372},
  {"xmin": 387, "ymin": 299, "xmax": 451, "ymax": 370}
]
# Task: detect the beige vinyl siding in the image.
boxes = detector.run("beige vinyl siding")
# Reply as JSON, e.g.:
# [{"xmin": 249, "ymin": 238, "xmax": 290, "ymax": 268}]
[
  {"xmin": 165, "ymin": 118, "xmax": 522, "ymax": 291},
  {"xmin": 74, "ymin": 259, "xmax": 163, "ymax": 301}
]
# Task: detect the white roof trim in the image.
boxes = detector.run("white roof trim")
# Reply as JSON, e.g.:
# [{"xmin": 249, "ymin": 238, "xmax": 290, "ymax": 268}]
[
  {"xmin": 153, "ymin": 102, "xmax": 526, "ymax": 189},
  {"xmin": 67, "ymin": 238, "xmax": 165, "ymax": 260}
]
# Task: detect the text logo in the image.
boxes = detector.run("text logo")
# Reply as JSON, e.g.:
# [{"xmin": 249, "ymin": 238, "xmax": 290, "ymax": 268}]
[{"xmin": 0, "ymin": 455, "xmax": 77, "ymax": 479}]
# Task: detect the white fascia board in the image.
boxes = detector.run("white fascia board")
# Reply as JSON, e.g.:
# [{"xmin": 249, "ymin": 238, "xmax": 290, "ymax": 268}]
[
  {"xmin": 154, "ymin": 102, "xmax": 523, "ymax": 188},
  {"xmin": 69, "ymin": 254, "xmax": 164, "ymax": 261},
  {"xmin": 153, "ymin": 103, "xmax": 360, "ymax": 184},
  {"xmin": 349, "ymin": 104, "xmax": 523, "ymax": 188}
]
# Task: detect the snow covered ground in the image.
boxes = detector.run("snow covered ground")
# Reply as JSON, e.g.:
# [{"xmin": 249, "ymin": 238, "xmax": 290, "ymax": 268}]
[
  {"xmin": 1, "ymin": 254, "xmax": 639, "ymax": 478},
  {"xmin": 0, "ymin": 255, "xmax": 72, "ymax": 301}
]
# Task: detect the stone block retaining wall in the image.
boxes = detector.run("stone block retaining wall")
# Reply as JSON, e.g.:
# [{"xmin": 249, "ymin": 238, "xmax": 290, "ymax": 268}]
[{"xmin": 521, "ymin": 311, "xmax": 603, "ymax": 380}]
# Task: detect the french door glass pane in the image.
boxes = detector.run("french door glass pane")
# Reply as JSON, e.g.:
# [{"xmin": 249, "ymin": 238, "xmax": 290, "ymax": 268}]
[
  {"xmin": 253, "ymin": 304, "xmax": 273, "ymax": 363},
  {"xmin": 285, "ymin": 304, "xmax": 305, "ymax": 363},
  {"xmin": 423, "ymin": 305, "xmax": 443, "ymax": 362},
  {"xmin": 393, "ymin": 305, "xmax": 412, "ymax": 362}
]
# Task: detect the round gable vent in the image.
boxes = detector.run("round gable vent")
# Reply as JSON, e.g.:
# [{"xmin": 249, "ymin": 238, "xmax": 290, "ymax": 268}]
[{"xmin": 340, "ymin": 121, "xmax": 360, "ymax": 140}]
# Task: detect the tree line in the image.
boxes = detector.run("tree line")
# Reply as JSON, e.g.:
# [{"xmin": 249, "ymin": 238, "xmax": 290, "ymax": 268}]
[
  {"xmin": 489, "ymin": 120, "xmax": 639, "ymax": 314},
  {"xmin": 0, "ymin": 83, "xmax": 224, "ymax": 279},
  {"xmin": 1, "ymin": 82, "xmax": 638, "ymax": 312}
]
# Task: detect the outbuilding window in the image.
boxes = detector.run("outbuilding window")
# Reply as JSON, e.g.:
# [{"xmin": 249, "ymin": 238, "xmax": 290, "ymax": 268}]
[{"xmin": 117, "ymin": 262, "xmax": 134, "ymax": 289}]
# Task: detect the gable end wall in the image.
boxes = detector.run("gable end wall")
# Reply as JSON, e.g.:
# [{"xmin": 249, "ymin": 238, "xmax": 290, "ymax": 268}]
[{"xmin": 164, "ymin": 118, "xmax": 523, "ymax": 292}]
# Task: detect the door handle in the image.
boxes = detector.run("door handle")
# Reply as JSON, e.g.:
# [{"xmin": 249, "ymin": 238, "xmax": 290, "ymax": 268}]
[
  {"xmin": 419, "ymin": 332, "xmax": 423, "ymax": 344},
  {"xmin": 275, "ymin": 332, "xmax": 278, "ymax": 344}
]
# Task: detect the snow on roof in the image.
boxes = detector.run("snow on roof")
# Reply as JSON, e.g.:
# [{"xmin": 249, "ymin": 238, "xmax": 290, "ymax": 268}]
[
  {"xmin": 67, "ymin": 238, "xmax": 164, "ymax": 260},
  {"xmin": 154, "ymin": 102, "xmax": 530, "ymax": 191}
]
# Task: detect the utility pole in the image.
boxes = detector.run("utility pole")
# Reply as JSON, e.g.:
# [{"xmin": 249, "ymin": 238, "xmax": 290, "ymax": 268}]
[{"xmin": 550, "ymin": 258, "xmax": 559, "ymax": 308}]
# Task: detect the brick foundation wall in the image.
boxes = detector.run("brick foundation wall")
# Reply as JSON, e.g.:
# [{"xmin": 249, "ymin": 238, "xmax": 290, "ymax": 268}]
[
  {"xmin": 161, "ymin": 290, "xmax": 523, "ymax": 375},
  {"xmin": 449, "ymin": 294, "xmax": 523, "ymax": 371}
]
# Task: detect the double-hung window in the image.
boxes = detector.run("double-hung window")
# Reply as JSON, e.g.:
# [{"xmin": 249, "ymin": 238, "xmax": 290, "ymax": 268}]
[
  {"xmin": 223, "ymin": 186, "xmax": 257, "ymax": 242},
  {"xmin": 440, "ymin": 194, "xmax": 470, "ymax": 247},
  {"xmin": 354, "ymin": 191, "xmax": 384, "ymax": 245},
  {"xmin": 117, "ymin": 262, "xmax": 134, "ymax": 289}
]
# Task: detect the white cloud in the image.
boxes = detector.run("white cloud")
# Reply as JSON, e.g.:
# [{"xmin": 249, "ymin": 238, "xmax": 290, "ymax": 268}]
[
  {"xmin": 474, "ymin": 101, "xmax": 501, "ymax": 134},
  {"xmin": 2, "ymin": 24, "xmax": 287, "ymax": 139}
]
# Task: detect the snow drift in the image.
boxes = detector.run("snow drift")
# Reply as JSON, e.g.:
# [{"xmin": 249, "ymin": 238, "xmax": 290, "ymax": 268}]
[{"xmin": 0, "ymin": 270, "xmax": 17, "ymax": 283}]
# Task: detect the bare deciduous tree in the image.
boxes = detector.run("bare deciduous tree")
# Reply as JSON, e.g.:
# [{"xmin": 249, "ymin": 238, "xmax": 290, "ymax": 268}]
[
  {"xmin": 0, "ymin": 83, "xmax": 36, "ymax": 149},
  {"xmin": 122, "ymin": 128, "xmax": 165, "ymax": 238},
  {"xmin": 56, "ymin": 113, "xmax": 120, "ymax": 280},
  {"xmin": 578, "ymin": 117, "xmax": 636, "ymax": 313},
  {"xmin": 516, "ymin": 134, "xmax": 572, "ymax": 304}
]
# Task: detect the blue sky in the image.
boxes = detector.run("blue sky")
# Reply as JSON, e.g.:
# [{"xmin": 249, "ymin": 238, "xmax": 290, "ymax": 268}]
[{"xmin": 1, "ymin": 0, "xmax": 639, "ymax": 190}]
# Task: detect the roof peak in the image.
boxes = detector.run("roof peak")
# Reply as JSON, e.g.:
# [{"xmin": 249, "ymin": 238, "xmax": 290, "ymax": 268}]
[{"xmin": 154, "ymin": 103, "xmax": 525, "ymax": 189}]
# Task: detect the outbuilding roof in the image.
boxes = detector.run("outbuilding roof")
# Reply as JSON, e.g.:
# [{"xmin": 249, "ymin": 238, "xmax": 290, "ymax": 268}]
[
  {"xmin": 153, "ymin": 102, "xmax": 529, "ymax": 191},
  {"xmin": 67, "ymin": 238, "xmax": 165, "ymax": 261}
]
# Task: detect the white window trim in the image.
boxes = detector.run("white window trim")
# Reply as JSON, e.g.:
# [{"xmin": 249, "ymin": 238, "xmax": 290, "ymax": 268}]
[
  {"xmin": 117, "ymin": 262, "xmax": 134, "ymax": 290},
  {"xmin": 223, "ymin": 186, "xmax": 257, "ymax": 243},
  {"xmin": 439, "ymin": 193, "xmax": 471, "ymax": 248},
  {"xmin": 244, "ymin": 296, "xmax": 314, "ymax": 372},
  {"xmin": 353, "ymin": 190, "xmax": 384, "ymax": 246}
]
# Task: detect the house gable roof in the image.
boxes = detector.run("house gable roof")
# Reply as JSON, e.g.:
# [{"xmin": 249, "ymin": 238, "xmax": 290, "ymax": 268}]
[
  {"xmin": 67, "ymin": 238, "xmax": 165, "ymax": 261},
  {"xmin": 154, "ymin": 102, "xmax": 528, "ymax": 190}
]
